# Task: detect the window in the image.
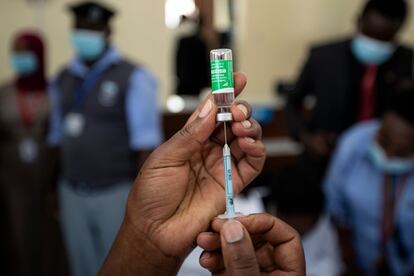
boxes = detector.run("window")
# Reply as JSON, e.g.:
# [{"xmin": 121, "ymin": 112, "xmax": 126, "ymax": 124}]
[{"xmin": 165, "ymin": 0, "xmax": 197, "ymax": 29}]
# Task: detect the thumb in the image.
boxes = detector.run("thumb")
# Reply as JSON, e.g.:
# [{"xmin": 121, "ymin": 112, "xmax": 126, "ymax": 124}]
[
  {"xmin": 220, "ymin": 220, "xmax": 260, "ymax": 276},
  {"xmin": 163, "ymin": 99, "xmax": 217, "ymax": 160}
]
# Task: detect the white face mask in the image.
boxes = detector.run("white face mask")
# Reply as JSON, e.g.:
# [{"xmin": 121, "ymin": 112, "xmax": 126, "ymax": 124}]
[
  {"xmin": 70, "ymin": 30, "xmax": 106, "ymax": 60},
  {"xmin": 351, "ymin": 34, "xmax": 396, "ymax": 65},
  {"xmin": 368, "ymin": 142, "xmax": 414, "ymax": 175}
]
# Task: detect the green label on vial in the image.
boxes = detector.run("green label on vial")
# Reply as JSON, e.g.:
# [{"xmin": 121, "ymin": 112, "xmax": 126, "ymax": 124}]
[{"xmin": 211, "ymin": 60, "xmax": 234, "ymax": 94}]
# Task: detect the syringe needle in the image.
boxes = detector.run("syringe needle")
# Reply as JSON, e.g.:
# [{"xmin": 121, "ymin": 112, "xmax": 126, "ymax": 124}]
[{"xmin": 224, "ymin": 121, "xmax": 227, "ymax": 145}]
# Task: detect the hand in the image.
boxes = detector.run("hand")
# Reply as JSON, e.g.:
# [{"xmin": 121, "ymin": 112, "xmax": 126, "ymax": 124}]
[
  {"xmin": 197, "ymin": 213, "xmax": 305, "ymax": 276},
  {"xmin": 99, "ymin": 73, "xmax": 266, "ymax": 275},
  {"xmin": 301, "ymin": 131, "xmax": 337, "ymax": 157}
]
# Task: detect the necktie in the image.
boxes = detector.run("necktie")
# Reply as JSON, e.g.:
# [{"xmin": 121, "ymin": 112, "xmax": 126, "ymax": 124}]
[{"xmin": 358, "ymin": 65, "xmax": 378, "ymax": 121}]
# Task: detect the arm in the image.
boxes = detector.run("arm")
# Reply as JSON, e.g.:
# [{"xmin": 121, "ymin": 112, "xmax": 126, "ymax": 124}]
[
  {"xmin": 98, "ymin": 222, "xmax": 180, "ymax": 276},
  {"xmin": 47, "ymin": 79, "xmax": 63, "ymax": 148},
  {"xmin": 285, "ymin": 50, "xmax": 314, "ymax": 141},
  {"xmin": 175, "ymin": 39, "xmax": 185, "ymax": 93},
  {"xmin": 46, "ymin": 80, "xmax": 63, "ymax": 185},
  {"xmin": 335, "ymin": 226, "xmax": 363, "ymax": 276},
  {"xmin": 285, "ymin": 51, "xmax": 335, "ymax": 156},
  {"xmin": 44, "ymin": 80, "xmax": 63, "ymax": 218},
  {"xmin": 285, "ymin": 50, "xmax": 338, "ymax": 156},
  {"xmin": 126, "ymin": 68, "xmax": 163, "ymax": 170},
  {"xmin": 323, "ymin": 139, "xmax": 361, "ymax": 275}
]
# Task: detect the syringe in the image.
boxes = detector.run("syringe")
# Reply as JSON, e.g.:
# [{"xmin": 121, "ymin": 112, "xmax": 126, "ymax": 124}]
[
  {"xmin": 223, "ymin": 122, "xmax": 235, "ymax": 219},
  {"xmin": 210, "ymin": 48, "xmax": 236, "ymax": 219}
]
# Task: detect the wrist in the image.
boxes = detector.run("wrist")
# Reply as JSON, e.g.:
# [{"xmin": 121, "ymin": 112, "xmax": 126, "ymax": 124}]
[{"xmin": 99, "ymin": 219, "xmax": 181, "ymax": 276}]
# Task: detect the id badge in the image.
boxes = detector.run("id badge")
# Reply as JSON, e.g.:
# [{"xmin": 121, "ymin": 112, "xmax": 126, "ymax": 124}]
[
  {"xmin": 64, "ymin": 113, "xmax": 85, "ymax": 137},
  {"xmin": 19, "ymin": 137, "xmax": 39, "ymax": 163}
]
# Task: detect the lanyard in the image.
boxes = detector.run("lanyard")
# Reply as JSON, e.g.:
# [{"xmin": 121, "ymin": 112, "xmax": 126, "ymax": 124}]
[
  {"xmin": 17, "ymin": 90, "xmax": 44, "ymax": 130},
  {"xmin": 380, "ymin": 174, "xmax": 409, "ymax": 250},
  {"xmin": 72, "ymin": 65, "xmax": 108, "ymax": 112}
]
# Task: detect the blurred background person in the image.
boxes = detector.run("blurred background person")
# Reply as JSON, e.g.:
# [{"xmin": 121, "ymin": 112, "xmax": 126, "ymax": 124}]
[
  {"xmin": 175, "ymin": 16, "xmax": 211, "ymax": 96},
  {"xmin": 0, "ymin": 31, "xmax": 66, "ymax": 276},
  {"xmin": 47, "ymin": 1, "xmax": 163, "ymax": 276},
  {"xmin": 324, "ymin": 84, "xmax": 414, "ymax": 276},
  {"xmin": 285, "ymin": 0, "xmax": 413, "ymax": 186}
]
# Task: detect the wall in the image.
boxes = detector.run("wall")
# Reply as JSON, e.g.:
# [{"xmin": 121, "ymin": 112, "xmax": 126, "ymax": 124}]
[
  {"xmin": 0, "ymin": 0, "xmax": 173, "ymax": 103},
  {"xmin": 1, "ymin": 0, "xmax": 413, "ymax": 105}
]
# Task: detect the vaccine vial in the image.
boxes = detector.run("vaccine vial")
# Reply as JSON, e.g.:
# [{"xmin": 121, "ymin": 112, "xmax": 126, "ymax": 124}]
[{"xmin": 210, "ymin": 49, "xmax": 235, "ymax": 122}]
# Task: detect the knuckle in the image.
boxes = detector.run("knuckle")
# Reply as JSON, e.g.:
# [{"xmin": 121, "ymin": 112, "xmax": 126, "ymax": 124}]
[
  {"xmin": 228, "ymin": 251, "xmax": 258, "ymax": 272},
  {"xmin": 255, "ymin": 141, "xmax": 266, "ymax": 156},
  {"xmin": 235, "ymin": 100, "xmax": 252, "ymax": 117},
  {"xmin": 251, "ymin": 119, "xmax": 262, "ymax": 138},
  {"xmin": 258, "ymin": 212, "xmax": 274, "ymax": 222},
  {"xmin": 287, "ymin": 224, "xmax": 301, "ymax": 239},
  {"xmin": 179, "ymin": 122, "xmax": 195, "ymax": 138}
]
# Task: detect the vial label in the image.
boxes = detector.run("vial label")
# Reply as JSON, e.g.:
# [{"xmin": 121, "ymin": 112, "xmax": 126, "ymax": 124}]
[{"xmin": 211, "ymin": 60, "xmax": 234, "ymax": 94}]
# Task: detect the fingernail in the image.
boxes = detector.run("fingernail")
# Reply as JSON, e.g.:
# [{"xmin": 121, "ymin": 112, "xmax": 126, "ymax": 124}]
[
  {"xmin": 223, "ymin": 220, "xmax": 244, "ymax": 244},
  {"xmin": 199, "ymin": 100, "xmax": 212, "ymax": 118},
  {"xmin": 241, "ymin": 120, "xmax": 251, "ymax": 129},
  {"xmin": 245, "ymin": 137, "xmax": 255, "ymax": 143},
  {"xmin": 200, "ymin": 252, "xmax": 211, "ymax": 261},
  {"xmin": 237, "ymin": 104, "xmax": 248, "ymax": 117}
]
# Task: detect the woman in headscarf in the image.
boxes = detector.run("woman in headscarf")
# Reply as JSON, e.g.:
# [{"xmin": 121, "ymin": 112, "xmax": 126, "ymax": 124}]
[{"xmin": 0, "ymin": 31, "xmax": 66, "ymax": 276}]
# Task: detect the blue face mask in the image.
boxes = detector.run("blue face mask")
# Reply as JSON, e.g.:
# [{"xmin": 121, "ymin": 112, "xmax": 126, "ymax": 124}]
[
  {"xmin": 351, "ymin": 34, "xmax": 395, "ymax": 65},
  {"xmin": 71, "ymin": 30, "xmax": 106, "ymax": 60},
  {"xmin": 368, "ymin": 142, "xmax": 414, "ymax": 175},
  {"xmin": 10, "ymin": 52, "xmax": 38, "ymax": 76}
]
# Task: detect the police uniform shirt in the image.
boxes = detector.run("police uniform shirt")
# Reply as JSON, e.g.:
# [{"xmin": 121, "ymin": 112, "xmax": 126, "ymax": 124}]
[{"xmin": 48, "ymin": 48, "xmax": 163, "ymax": 184}]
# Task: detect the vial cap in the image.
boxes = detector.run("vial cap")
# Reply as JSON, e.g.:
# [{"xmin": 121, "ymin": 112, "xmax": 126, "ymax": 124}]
[
  {"xmin": 217, "ymin": 112, "xmax": 233, "ymax": 122},
  {"xmin": 210, "ymin": 49, "xmax": 233, "ymax": 61}
]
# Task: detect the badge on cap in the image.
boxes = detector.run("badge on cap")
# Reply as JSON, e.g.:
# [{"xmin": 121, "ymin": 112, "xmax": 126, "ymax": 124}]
[
  {"xmin": 90, "ymin": 6, "xmax": 103, "ymax": 21},
  {"xmin": 64, "ymin": 112, "xmax": 85, "ymax": 137},
  {"xmin": 99, "ymin": 81, "xmax": 119, "ymax": 107}
]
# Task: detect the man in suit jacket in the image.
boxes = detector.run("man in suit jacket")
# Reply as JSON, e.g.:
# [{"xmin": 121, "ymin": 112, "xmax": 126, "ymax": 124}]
[{"xmin": 286, "ymin": 0, "xmax": 413, "ymax": 159}]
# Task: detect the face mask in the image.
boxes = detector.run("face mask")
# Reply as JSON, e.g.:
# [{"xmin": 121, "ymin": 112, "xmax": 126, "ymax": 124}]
[
  {"xmin": 351, "ymin": 34, "xmax": 396, "ymax": 65},
  {"xmin": 368, "ymin": 142, "xmax": 414, "ymax": 175},
  {"xmin": 10, "ymin": 52, "xmax": 38, "ymax": 76},
  {"xmin": 71, "ymin": 30, "xmax": 105, "ymax": 60}
]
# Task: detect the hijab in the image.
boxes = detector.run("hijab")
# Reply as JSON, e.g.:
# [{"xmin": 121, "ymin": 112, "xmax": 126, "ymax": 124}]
[{"xmin": 13, "ymin": 31, "xmax": 47, "ymax": 92}]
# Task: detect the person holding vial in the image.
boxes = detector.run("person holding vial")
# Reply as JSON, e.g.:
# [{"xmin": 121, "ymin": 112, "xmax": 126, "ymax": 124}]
[{"xmin": 99, "ymin": 72, "xmax": 305, "ymax": 276}]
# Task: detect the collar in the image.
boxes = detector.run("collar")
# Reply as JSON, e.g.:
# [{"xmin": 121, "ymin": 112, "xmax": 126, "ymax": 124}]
[{"xmin": 68, "ymin": 47, "xmax": 121, "ymax": 77}]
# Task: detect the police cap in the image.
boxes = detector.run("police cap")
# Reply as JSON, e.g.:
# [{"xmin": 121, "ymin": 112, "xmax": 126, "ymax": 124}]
[{"xmin": 68, "ymin": 1, "xmax": 116, "ymax": 23}]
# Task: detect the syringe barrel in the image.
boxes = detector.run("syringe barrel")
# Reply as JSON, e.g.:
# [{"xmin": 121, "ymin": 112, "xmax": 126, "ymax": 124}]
[{"xmin": 223, "ymin": 144, "xmax": 235, "ymax": 218}]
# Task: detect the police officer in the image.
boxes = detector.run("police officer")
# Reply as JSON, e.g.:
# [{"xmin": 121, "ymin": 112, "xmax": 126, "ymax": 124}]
[{"xmin": 47, "ymin": 2, "xmax": 162, "ymax": 275}]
